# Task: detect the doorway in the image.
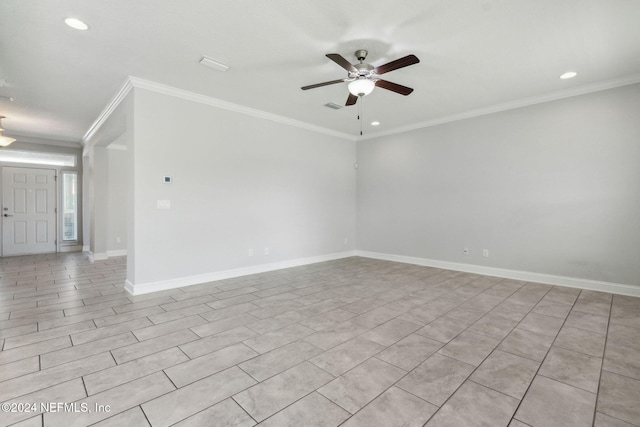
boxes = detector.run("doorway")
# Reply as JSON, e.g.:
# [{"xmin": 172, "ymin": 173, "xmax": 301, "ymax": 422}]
[{"xmin": 2, "ymin": 166, "xmax": 57, "ymax": 256}]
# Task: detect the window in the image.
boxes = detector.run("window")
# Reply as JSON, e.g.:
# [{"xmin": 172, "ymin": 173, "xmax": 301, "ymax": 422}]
[
  {"xmin": 62, "ymin": 172, "xmax": 78, "ymax": 241},
  {"xmin": 0, "ymin": 150, "xmax": 76, "ymax": 167}
]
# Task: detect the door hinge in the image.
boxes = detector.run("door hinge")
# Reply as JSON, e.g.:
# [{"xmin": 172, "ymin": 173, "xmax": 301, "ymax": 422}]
[
  {"xmin": 55, "ymin": 240, "xmax": 57, "ymax": 245},
  {"xmin": 54, "ymin": 175, "xmax": 57, "ymax": 181},
  {"xmin": 55, "ymin": 208, "xmax": 57, "ymax": 213}
]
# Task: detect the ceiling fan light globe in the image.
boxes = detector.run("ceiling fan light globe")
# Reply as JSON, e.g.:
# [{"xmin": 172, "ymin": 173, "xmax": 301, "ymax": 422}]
[{"xmin": 348, "ymin": 79, "xmax": 375, "ymax": 97}]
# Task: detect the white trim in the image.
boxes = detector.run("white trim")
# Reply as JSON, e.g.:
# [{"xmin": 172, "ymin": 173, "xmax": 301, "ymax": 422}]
[
  {"xmin": 356, "ymin": 250, "xmax": 640, "ymax": 297},
  {"xmin": 124, "ymin": 280, "xmax": 135, "ymax": 295},
  {"xmin": 83, "ymin": 78, "xmax": 134, "ymax": 144},
  {"xmin": 106, "ymin": 144, "xmax": 127, "ymax": 151},
  {"xmin": 84, "ymin": 74, "xmax": 640, "ymax": 146},
  {"xmin": 107, "ymin": 249, "xmax": 127, "ymax": 257},
  {"xmin": 82, "ymin": 245, "xmax": 90, "ymax": 252},
  {"xmin": 125, "ymin": 250, "xmax": 357, "ymax": 295},
  {"xmin": 59, "ymin": 244, "xmax": 83, "ymax": 253},
  {"xmin": 360, "ymin": 73, "xmax": 640, "ymax": 141},
  {"xmin": 5, "ymin": 133, "xmax": 82, "ymax": 148},
  {"xmin": 88, "ymin": 251, "xmax": 108, "ymax": 262},
  {"xmin": 128, "ymin": 77, "xmax": 356, "ymax": 142}
]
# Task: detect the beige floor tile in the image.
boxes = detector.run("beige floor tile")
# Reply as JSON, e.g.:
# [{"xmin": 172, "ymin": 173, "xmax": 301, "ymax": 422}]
[
  {"xmin": 471, "ymin": 349, "xmax": 540, "ymax": 399},
  {"xmin": 84, "ymin": 347, "xmax": 189, "ymax": 394},
  {"xmin": 165, "ymin": 342, "xmax": 258, "ymax": 387},
  {"xmin": 360, "ymin": 318, "xmax": 421, "ymax": 346},
  {"xmin": 0, "ymin": 352, "xmax": 114, "ymax": 402},
  {"xmin": 259, "ymin": 392, "xmax": 349, "ymax": 427},
  {"xmin": 45, "ymin": 372, "xmax": 175, "ymax": 427},
  {"xmin": 415, "ymin": 315, "xmax": 469, "ymax": 343},
  {"xmin": 427, "ymin": 381, "xmax": 518, "ymax": 426},
  {"xmin": 172, "ymin": 398, "xmax": 256, "ymax": 427},
  {"xmin": 597, "ymin": 370, "xmax": 640, "ymax": 425},
  {"xmin": 539, "ymin": 346, "xmax": 602, "ymax": 393},
  {"xmin": 234, "ymin": 362, "xmax": 333, "ymax": 422},
  {"xmin": 91, "ymin": 407, "xmax": 150, "ymax": 427},
  {"xmin": 303, "ymin": 320, "xmax": 369, "ymax": 350},
  {"xmin": 515, "ymin": 375, "xmax": 596, "ymax": 427},
  {"xmin": 594, "ymin": 412, "xmax": 636, "ymax": 427},
  {"xmin": 111, "ymin": 329, "xmax": 199, "ymax": 364},
  {"xmin": 342, "ymin": 386, "xmax": 437, "ymax": 427},
  {"xmin": 376, "ymin": 333, "xmax": 443, "ymax": 371},
  {"xmin": 243, "ymin": 323, "xmax": 314, "ymax": 354},
  {"xmin": 396, "ymin": 353, "xmax": 474, "ymax": 406},
  {"xmin": 318, "ymin": 357, "xmax": 406, "ymax": 414},
  {"xmin": 239, "ymin": 340, "xmax": 322, "ymax": 381},
  {"xmin": 437, "ymin": 330, "xmax": 500, "ymax": 366},
  {"xmin": 142, "ymin": 367, "xmax": 255, "ymax": 427},
  {"xmin": 40, "ymin": 332, "xmax": 137, "ymax": 369},
  {"xmin": 517, "ymin": 312, "xmax": 564, "ymax": 337},
  {"xmin": 0, "ymin": 355, "xmax": 39, "ymax": 382},
  {"xmin": 499, "ymin": 328, "xmax": 554, "ymax": 362},
  {"xmin": 555, "ymin": 325, "xmax": 606, "ymax": 357},
  {"xmin": 309, "ymin": 336, "xmax": 385, "ymax": 376}
]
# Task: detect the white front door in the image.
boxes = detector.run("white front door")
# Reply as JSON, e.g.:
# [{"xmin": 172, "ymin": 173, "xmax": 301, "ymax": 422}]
[{"xmin": 2, "ymin": 167, "xmax": 57, "ymax": 256}]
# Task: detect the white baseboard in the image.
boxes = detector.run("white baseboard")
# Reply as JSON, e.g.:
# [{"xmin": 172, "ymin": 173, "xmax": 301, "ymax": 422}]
[
  {"xmin": 124, "ymin": 280, "xmax": 135, "ymax": 295},
  {"xmin": 107, "ymin": 249, "xmax": 127, "ymax": 258},
  {"xmin": 356, "ymin": 250, "xmax": 640, "ymax": 297},
  {"xmin": 125, "ymin": 250, "xmax": 358, "ymax": 296},
  {"xmin": 88, "ymin": 251, "xmax": 108, "ymax": 262}
]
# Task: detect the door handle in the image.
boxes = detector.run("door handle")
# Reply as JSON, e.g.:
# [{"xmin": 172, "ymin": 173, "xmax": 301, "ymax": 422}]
[{"xmin": 3, "ymin": 214, "xmax": 13, "ymax": 217}]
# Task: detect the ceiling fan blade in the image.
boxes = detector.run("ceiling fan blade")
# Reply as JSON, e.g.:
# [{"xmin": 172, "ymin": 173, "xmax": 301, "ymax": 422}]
[
  {"xmin": 301, "ymin": 79, "xmax": 345, "ymax": 90},
  {"xmin": 374, "ymin": 54, "xmax": 420, "ymax": 75},
  {"xmin": 326, "ymin": 54, "xmax": 357, "ymax": 73},
  {"xmin": 345, "ymin": 93, "xmax": 358, "ymax": 106},
  {"xmin": 375, "ymin": 79, "xmax": 414, "ymax": 95}
]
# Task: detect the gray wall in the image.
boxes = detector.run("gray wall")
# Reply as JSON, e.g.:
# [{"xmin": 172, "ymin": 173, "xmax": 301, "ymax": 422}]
[
  {"xmin": 130, "ymin": 88, "xmax": 356, "ymax": 286},
  {"xmin": 357, "ymin": 84, "xmax": 640, "ymax": 285}
]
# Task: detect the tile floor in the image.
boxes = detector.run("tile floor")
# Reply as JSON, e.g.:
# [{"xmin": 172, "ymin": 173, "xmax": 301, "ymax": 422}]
[{"xmin": 0, "ymin": 253, "xmax": 639, "ymax": 426}]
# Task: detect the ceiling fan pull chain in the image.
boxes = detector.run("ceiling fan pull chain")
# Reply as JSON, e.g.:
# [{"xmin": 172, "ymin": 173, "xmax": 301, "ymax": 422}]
[{"xmin": 359, "ymin": 97, "xmax": 363, "ymax": 136}]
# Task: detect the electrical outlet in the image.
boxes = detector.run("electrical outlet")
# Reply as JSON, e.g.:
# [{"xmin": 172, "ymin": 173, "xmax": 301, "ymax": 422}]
[
  {"xmin": 344, "ymin": 238, "xmax": 349, "ymax": 245},
  {"xmin": 115, "ymin": 237, "xmax": 121, "ymax": 244},
  {"xmin": 248, "ymin": 249, "xmax": 253, "ymax": 257},
  {"xmin": 264, "ymin": 247, "xmax": 270, "ymax": 255},
  {"xmin": 463, "ymin": 248, "xmax": 469, "ymax": 255},
  {"xmin": 483, "ymin": 249, "xmax": 489, "ymax": 257}
]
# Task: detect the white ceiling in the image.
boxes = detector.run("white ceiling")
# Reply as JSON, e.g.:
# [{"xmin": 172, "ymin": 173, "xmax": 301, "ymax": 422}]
[{"xmin": 1, "ymin": 0, "xmax": 639, "ymax": 145}]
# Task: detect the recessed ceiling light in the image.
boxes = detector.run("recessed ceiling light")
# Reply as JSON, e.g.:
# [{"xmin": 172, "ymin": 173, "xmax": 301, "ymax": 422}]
[
  {"xmin": 560, "ymin": 71, "xmax": 577, "ymax": 80},
  {"xmin": 371, "ymin": 121, "xmax": 380, "ymax": 126},
  {"xmin": 64, "ymin": 18, "xmax": 89, "ymax": 31}
]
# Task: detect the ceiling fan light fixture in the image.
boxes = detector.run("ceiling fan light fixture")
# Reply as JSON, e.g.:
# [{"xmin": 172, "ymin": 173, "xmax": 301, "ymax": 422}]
[
  {"xmin": 348, "ymin": 79, "xmax": 375, "ymax": 97},
  {"xmin": 64, "ymin": 17, "xmax": 89, "ymax": 31},
  {"xmin": 0, "ymin": 116, "xmax": 16, "ymax": 147},
  {"xmin": 560, "ymin": 71, "xmax": 577, "ymax": 80}
]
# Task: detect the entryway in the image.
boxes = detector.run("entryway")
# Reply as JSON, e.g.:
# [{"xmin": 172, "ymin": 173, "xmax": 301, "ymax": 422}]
[{"xmin": 2, "ymin": 166, "xmax": 57, "ymax": 256}]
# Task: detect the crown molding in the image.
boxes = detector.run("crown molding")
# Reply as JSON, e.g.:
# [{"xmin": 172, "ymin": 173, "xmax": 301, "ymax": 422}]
[
  {"xmin": 84, "ymin": 73, "xmax": 640, "ymax": 146},
  {"xmin": 82, "ymin": 78, "xmax": 134, "ymax": 144},
  {"xmin": 359, "ymin": 73, "xmax": 640, "ymax": 141},
  {"xmin": 131, "ymin": 77, "xmax": 356, "ymax": 141},
  {"xmin": 7, "ymin": 133, "xmax": 82, "ymax": 148}
]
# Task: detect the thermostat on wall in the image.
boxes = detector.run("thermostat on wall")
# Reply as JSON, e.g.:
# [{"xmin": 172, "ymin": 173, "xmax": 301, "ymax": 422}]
[{"xmin": 163, "ymin": 176, "xmax": 172, "ymax": 184}]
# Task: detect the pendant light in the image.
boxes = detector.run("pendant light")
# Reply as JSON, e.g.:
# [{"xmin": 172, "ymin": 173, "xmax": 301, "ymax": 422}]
[{"xmin": 0, "ymin": 116, "xmax": 16, "ymax": 147}]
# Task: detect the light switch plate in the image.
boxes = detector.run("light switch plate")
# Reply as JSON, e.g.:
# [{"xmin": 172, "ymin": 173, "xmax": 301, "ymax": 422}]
[{"xmin": 157, "ymin": 200, "xmax": 171, "ymax": 209}]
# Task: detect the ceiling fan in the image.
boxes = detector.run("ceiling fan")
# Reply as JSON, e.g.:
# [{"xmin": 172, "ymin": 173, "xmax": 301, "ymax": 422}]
[{"xmin": 301, "ymin": 49, "xmax": 420, "ymax": 106}]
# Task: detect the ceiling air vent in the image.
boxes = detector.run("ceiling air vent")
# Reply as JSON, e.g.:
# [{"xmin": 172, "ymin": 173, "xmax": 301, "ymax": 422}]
[{"xmin": 324, "ymin": 102, "xmax": 343, "ymax": 110}]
